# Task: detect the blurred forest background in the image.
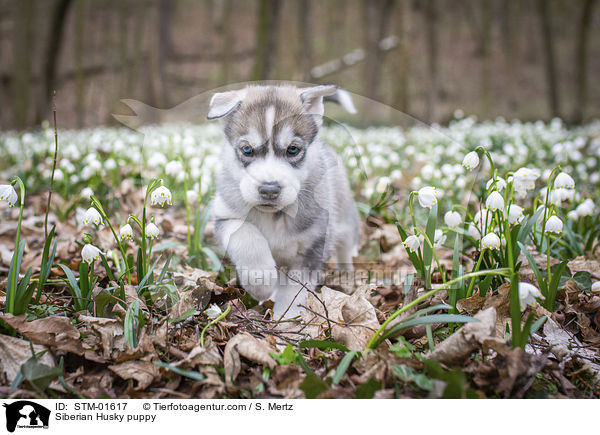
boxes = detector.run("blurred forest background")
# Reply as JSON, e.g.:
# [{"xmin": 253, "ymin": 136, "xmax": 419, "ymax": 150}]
[{"xmin": 0, "ymin": 0, "xmax": 598, "ymax": 130}]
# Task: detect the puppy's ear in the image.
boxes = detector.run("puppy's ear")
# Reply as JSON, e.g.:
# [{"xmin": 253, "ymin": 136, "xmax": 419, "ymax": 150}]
[
  {"xmin": 207, "ymin": 90, "xmax": 245, "ymax": 120},
  {"xmin": 324, "ymin": 88, "xmax": 357, "ymax": 114},
  {"xmin": 298, "ymin": 85, "xmax": 338, "ymax": 118}
]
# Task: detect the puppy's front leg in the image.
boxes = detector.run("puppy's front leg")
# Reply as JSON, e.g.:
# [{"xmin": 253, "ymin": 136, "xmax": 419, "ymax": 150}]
[{"xmin": 216, "ymin": 219, "xmax": 278, "ymax": 302}]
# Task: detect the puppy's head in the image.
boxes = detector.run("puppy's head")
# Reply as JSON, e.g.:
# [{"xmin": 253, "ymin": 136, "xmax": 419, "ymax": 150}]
[{"xmin": 208, "ymin": 85, "xmax": 351, "ymax": 212}]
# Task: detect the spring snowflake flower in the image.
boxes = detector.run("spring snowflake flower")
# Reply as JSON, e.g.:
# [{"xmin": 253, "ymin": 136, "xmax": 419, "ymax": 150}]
[
  {"xmin": 204, "ymin": 304, "xmax": 222, "ymax": 319},
  {"xmin": 462, "ymin": 151, "xmax": 479, "ymax": 170},
  {"xmin": 433, "ymin": 229, "xmax": 446, "ymax": 248},
  {"xmin": 80, "ymin": 187, "xmax": 94, "ymax": 199},
  {"xmin": 468, "ymin": 223, "xmax": 481, "ymax": 240},
  {"xmin": 518, "ymin": 282, "xmax": 544, "ymax": 311},
  {"xmin": 81, "ymin": 207, "xmax": 102, "ymax": 226},
  {"xmin": 536, "ymin": 206, "xmax": 548, "ymax": 225},
  {"xmin": 146, "ymin": 222, "xmax": 160, "ymax": 239},
  {"xmin": 403, "ymin": 235, "xmax": 420, "ymax": 253},
  {"xmin": 481, "ymin": 233, "xmax": 501, "ymax": 250},
  {"xmin": 485, "ymin": 191, "xmax": 505, "ymax": 212},
  {"xmin": 375, "ymin": 177, "xmax": 391, "ymax": 194},
  {"xmin": 82, "ymin": 244, "xmax": 102, "ymax": 264},
  {"xmin": 545, "ymin": 215, "xmax": 563, "ymax": 234},
  {"xmin": 567, "ymin": 210, "xmax": 579, "ymax": 221},
  {"xmin": 474, "ymin": 208, "xmax": 493, "ymax": 230},
  {"xmin": 444, "ymin": 210, "xmax": 462, "ymax": 228},
  {"xmin": 575, "ymin": 199, "xmax": 594, "ymax": 216},
  {"xmin": 150, "ymin": 186, "xmax": 172, "ymax": 207},
  {"xmin": 486, "ymin": 177, "xmax": 506, "ymax": 192},
  {"xmin": 186, "ymin": 190, "xmax": 199, "ymax": 204},
  {"xmin": 507, "ymin": 204, "xmax": 525, "ymax": 225},
  {"xmin": 512, "ymin": 167, "xmax": 540, "ymax": 198},
  {"xmin": 417, "ymin": 186, "xmax": 441, "ymax": 208},
  {"xmin": 0, "ymin": 184, "xmax": 18, "ymax": 207},
  {"xmin": 554, "ymin": 172, "xmax": 575, "ymax": 190},
  {"xmin": 119, "ymin": 223, "xmax": 134, "ymax": 241},
  {"xmin": 165, "ymin": 160, "xmax": 183, "ymax": 176}
]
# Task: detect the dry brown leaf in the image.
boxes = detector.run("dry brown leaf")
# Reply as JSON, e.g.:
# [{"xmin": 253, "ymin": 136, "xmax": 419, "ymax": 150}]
[
  {"xmin": 108, "ymin": 360, "xmax": 160, "ymax": 390},
  {"xmin": 223, "ymin": 332, "xmax": 276, "ymax": 387},
  {"xmin": 177, "ymin": 338, "xmax": 222, "ymax": 368},
  {"xmin": 78, "ymin": 315, "xmax": 126, "ymax": 361},
  {"xmin": 428, "ymin": 307, "xmax": 497, "ymax": 365},
  {"xmin": 0, "ymin": 335, "xmax": 56, "ymax": 383}
]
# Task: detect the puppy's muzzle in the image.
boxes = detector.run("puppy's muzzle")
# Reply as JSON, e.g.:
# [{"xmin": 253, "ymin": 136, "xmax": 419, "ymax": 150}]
[{"xmin": 258, "ymin": 181, "xmax": 281, "ymax": 200}]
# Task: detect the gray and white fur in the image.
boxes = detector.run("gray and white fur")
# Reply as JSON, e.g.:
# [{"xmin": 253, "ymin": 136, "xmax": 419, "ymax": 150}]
[{"xmin": 207, "ymin": 84, "xmax": 359, "ymax": 318}]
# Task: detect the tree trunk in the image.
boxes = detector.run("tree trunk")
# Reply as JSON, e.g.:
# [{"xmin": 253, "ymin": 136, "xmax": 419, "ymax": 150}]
[
  {"xmin": 74, "ymin": 0, "xmax": 85, "ymax": 128},
  {"xmin": 39, "ymin": 0, "xmax": 72, "ymax": 123},
  {"xmin": 362, "ymin": 0, "xmax": 395, "ymax": 100},
  {"xmin": 425, "ymin": 0, "xmax": 439, "ymax": 123},
  {"xmin": 501, "ymin": 0, "xmax": 521, "ymax": 111},
  {"xmin": 158, "ymin": 0, "xmax": 174, "ymax": 106},
  {"xmin": 537, "ymin": 0, "xmax": 560, "ymax": 117},
  {"xmin": 295, "ymin": 0, "xmax": 312, "ymax": 82},
  {"xmin": 217, "ymin": 0, "xmax": 234, "ymax": 84},
  {"xmin": 252, "ymin": 0, "xmax": 282, "ymax": 81},
  {"xmin": 573, "ymin": 0, "xmax": 596, "ymax": 124},
  {"xmin": 392, "ymin": 0, "xmax": 410, "ymax": 113},
  {"xmin": 12, "ymin": 0, "xmax": 35, "ymax": 129},
  {"xmin": 480, "ymin": 0, "xmax": 492, "ymax": 117}
]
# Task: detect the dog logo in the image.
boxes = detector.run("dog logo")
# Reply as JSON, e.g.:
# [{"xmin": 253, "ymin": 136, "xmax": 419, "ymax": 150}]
[{"xmin": 2, "ymin": 401, "xmax": 50, "ymax": 432}]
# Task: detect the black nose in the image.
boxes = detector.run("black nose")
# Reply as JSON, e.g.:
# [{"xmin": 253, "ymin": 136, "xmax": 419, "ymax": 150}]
[{"xmin": 258, "ymin": 182, "xmax": 281, "ymax": 200}]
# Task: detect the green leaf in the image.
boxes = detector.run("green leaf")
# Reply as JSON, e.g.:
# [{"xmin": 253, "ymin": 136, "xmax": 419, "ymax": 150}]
[
  {"xmin": 403, "ymin": 273, "xmax": 414, "ymax": 296},
  {"xmin": 391, "ymin": 364, "xmax": 434, "ymax": 391},
  {"xmin": 124, "ymin": 300, "xmax": 140, "ymax": 348},
  {"xmin": 99, "ymin": 252, "xmax": 116, "ymax": 283},
  {"xmin": 422, "ymin": 204, "xmax": 438, "ymax": 271},
  {"xmin": 167, "ymin": 308, "xmax": 195, "ymax": 324},
  {"xmin": 298, "ymin": 339, "xmax": 350, "ymax": 352},
  {"xmin": 383, "ymin": 313, "xmax": 478, "ymax": 341},
  {"xmin": 354, "ymin": 377, "xmax": 381, "ymax": 398},
  {"xmin": 573, "ymin": 271, "xmax": 592, "ymax": 293},
  {"xmin": 201, "ymin": 246, "xmax": 223, "ymax": 272},
  {"xmin": 516, "ymin": 242, "xmax": 547, "ymax": 294},
  {"xmin": 270, "ymin": 344, "xmax": 298, "ymax": 365},
  {"xmin": 332, "ymin": 351, "xmax": 357, "ymax": 385},
  {"xmin": 94, "ymin": 288, "xmax": 115, "ymax": 317},
  {"xmin": 20, "ymin": 357, "xmax": 62, "ymax": 391},
  {"xmin": 299, "ymin": 373, "xmax": 329, "ymax": 399},
  {"xmin": 396, "ymin": 223, "xmax": 423, "ymax": 273},
  {"xmin": 153, "ymin": 362, "xmax": 206, "ymax": 381}
]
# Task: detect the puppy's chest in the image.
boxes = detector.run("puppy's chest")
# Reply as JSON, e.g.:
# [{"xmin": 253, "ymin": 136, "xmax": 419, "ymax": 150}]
[{"xmin": 252, "ymin": 214, "xmax": 314, "ymax": 265}]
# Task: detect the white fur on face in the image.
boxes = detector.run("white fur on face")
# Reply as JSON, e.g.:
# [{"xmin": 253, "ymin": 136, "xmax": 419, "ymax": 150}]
[
  {"xmin": 264, "ymin": 106, "xmax": 275, "ymax": 141},
  {"xmin": 239, "ymin": 156, "xmax": 302, "ymax": 210}
]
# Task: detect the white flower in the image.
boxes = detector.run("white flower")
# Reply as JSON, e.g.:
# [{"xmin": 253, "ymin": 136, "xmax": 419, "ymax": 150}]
[
  {"xmin": 462, "ymin": 151, "xmax": 479, "ymax": 170},
  {"xmin": 0, "ymin": 184, "xmax": 18, "ymax": 207},
  {"xmin": 513, "ymin": 167, "xmax": 540, "ymax": 197},
  {"xmin": 204, "ymin": 304, "xmax": 222, "ymax": 319},
  {"xmin": 375, "ymin": 177, "xmax": 391, "ymax": 194},
  {"xmin": 186, "ymin": 190, "xmax": 199, "ymax": 204},
  {"xmin": 507, "ymin": 204, "xmax": 525, "ymax": 225},
  {"xmin": 146, "ymin": 222, "xmax": 160, "ymax": 239},
  {"xmin": 545, "ymin": 215, "xmax": 563, "ymax": 234},
  {"xmin": 474, "ymin": 208, "xmax": 493, "ymax": 230},
  {"xmin": 81, "ymin": 207, "xmax": 102, "ymax": 226},
  {"xmin": 119, "ymin": 223, "xmax": 134, "ymax": 241},
  {"xmin": 417, "ymin": 186, "xmax": 441, "ymax": 208},
  {"xmin": 433, "ymin": 229, "xmax": 446, "ymax": 248},
  {"xmin": 150, "ymin": 186, "xmax": 172, "ymax": 207},
  {"xmin": 486, "ymin": 177, "xmax": 506, "ymax": 192},
  {"xmin": 444, "ymin": 210, "xmax": 462, "ymax": 228},
  {"xmin": 567, "ymin": 210, "xmax": 579, "ymax": 221},
  {"xmin": 390, "ymin": 169, "xmax": 403, "ymax": 181},
  {"xmin": 468, "ymin": 223, "xmax": 481, "ymax": 240},
  {"xmin": 82, "ymin": 244, "xmax": 102, "ymax": 264},
  {"xmin": 165, "ymin": 160, "xmax": 184, "ymax": 176},
  {"xmin": 518, "ymin": 282, "xmax": 544, "ymax": 311},
  {"xmin": 575, "ymin": 199, "xmax": 594, "ymax": 216},
  {"xmin": 536, "ymin": 206, "xmax": 548, "ymax": 225},
  {"xmin": 481, "ymin": 233, "xmax": 501, "ymax": 250},
  {"xmin": 554, "ymin": 172, "xmax": 575, "ymax": 190},
  {"xmin": 80, "ymin": 187, "xmax": 94, "ymax": 199},
  {"xmin": 403, "ymin": 235, "xmax": 420, "ymax": 253},
  {"xmin": 485, "ymin": 191, "xmax": 505, "ymax": 212}
]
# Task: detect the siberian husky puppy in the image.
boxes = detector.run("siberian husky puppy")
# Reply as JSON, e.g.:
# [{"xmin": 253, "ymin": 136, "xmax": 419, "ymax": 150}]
[{"xmin": 208, "ymin": 84, "xmax": 359, "ymax": 318}]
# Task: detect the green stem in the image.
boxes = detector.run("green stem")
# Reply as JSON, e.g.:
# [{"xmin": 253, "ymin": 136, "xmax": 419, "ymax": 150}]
[
  {"xmin": 365, "ymin": 268, "xmax": 511, "ymax": 350},
  {"xmin": 466, "ymin": 249, "xmax": 486, "ymax": 297},
  {"xmin": 415, "ymin": 228, "xmax": 446, "ymax": 284},
  {"xmin": 8, "ymin": 177, "xmax": 26, "ymax": 314},
  {"xmin": 200, "ymin": 305, "xmax": 231, "ymax": 347}
]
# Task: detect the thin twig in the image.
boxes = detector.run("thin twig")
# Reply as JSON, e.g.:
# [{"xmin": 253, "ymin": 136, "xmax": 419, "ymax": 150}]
[{"xmin": 45, "ymin": 91, "xmax": 59, "ymax": 240}]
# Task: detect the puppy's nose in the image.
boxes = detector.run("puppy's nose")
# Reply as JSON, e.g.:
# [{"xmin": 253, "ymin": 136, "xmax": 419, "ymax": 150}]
[{"xmin": 258, "ymin": 182, "xmax": 281, "ymax": 200}]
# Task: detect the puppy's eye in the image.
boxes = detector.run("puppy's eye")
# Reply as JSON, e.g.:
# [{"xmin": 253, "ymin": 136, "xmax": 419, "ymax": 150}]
[
  {"xmin": 287, "ymin": 144, "xmax": 301, "ymax": 156},
  {"xmin": 240, "ymin": 143, "xmax": 254, "ymax": 156}
]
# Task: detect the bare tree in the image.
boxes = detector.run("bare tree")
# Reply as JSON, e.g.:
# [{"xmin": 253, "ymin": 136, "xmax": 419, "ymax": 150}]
[
  {"xmin": 12, "ymin": 0, "xmax": 35, "ymax": 129},
  {"xmin": 573, "ymin": 0, "xmax": 596, "ymax": 123},
  {"xmin": 537, "ymin": 0, "xmax": 560, "ymax": 117},
  {"xmin": 425, "ymin": 0, "xmax": 439, "ymax": 123},
  {"xmin": 501, "ymin": 0, "xmax": 521, "ymax": 111},
  {"xmin": 158, "ymin": 0, "xmax": 174, "ymax": 107},
  {"xmin": 252, "ymin": 0, "xmax": 282, "ymax": 80},
  {"xmin": 362, "ymin": 0, "xmax": 395, "ymax": 100},
  {"xmin": 295, "ymin": 0, "xmax": 313, "ymax": 82},
  {"xmin": 74, "ymin": 0, "xmax": 85, "ymax": 127},
  {"xmin": 480, "ymin": 0, "xmax": 492, "ymax": 117},
  {"xmin": 392, "ymin": 0, "xmax": 410, "ymax": 113}
]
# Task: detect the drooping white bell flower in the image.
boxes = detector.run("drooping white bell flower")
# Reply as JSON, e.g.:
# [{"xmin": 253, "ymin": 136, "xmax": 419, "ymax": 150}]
[
  {"xmin": 186, "ymin": 190, "xmax": 199, "ymax": 204},
  {"xmin": 81, "ymin": 244, "xmax": 102, "ymax": 264},
  {"xmin": 403, "ymin": 235, "xmax": 420, "ymax": 253},
  {"xmin": 553, "ymin": 172, "xmax": 575, "ymax": 190},
  {"xmin": 80, "ymin": 187, "xmax": 94, "ymax": 199},
  {"xmin": 474, "ymin": 208, "xmax": 493, "ymax": 230},
  {"xmin": 518, "ymin": 282, "xmax": 544, "ymax": 311},
  {"xmin": 462, "ymin": 151, "xmax": 479, "ymax": 170},
  {"xmin": 146, "ymin": 222, "xmax": 160, "ymax": 239},
  {"xmin": 204, "ymin": 304, "xmax": 222, "ymax": 319},
  {"xmin": 545, "ymin": 215, "xmax": 563, "ymax": 234},
  {"xmin": 119, "ymin": 223, "xmax": 134, "ymax": 242},
  {"xmin": 507, "ymin": 204, "xmax": 525, "ymax": 225},
  {"xmin": 444, "ymin": 210, "xmax": 462, "ymax": 228},
  {"xmin": 417, "ymin": 186, "xmax": 441, "ymax": 209},
  {"xmin": 485, "ymin": 191, "xmax": 505, "ymax": 212},
  {"xmin": 375, "ymin": 176, "xmax": 391, "ymax": 194},
  {"xmin": 81, "ymin": 207, "xmax": 102, "ymax": 226},
  {"xmin": 481, "ymin": 233, "xmax": 501, "ymax": 250},
  {"xmin": 165, "ymin": 160, "xmax": 184, "ymax": 177},
  {"xmin": 567, "ymin": 210, "xmax": 579, "ymax": 221},
  {"xmin": 150, "ymin": 186, "xmax": 172, "ymax": 207},
  {"xmin": 512, "ymin": 167, "xmax": 540, "ymax": 198},
  {"xmin": 0, "ymin": 184, "xmax": 18, "ymax": 207},
  {"xmin": 468, "ymin": 223, "xmax": 481, "ymax": 240},
  {"xmin": 433, "ymin": 229, "xmax": 446, "ymax": 248},
  {"xmin": 575, "ymin": 199, "xmax": 594, "ymax": 216},
  {"xmin": 486, "ymin": 177, "xmax": 506, "ymax": 192}
]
